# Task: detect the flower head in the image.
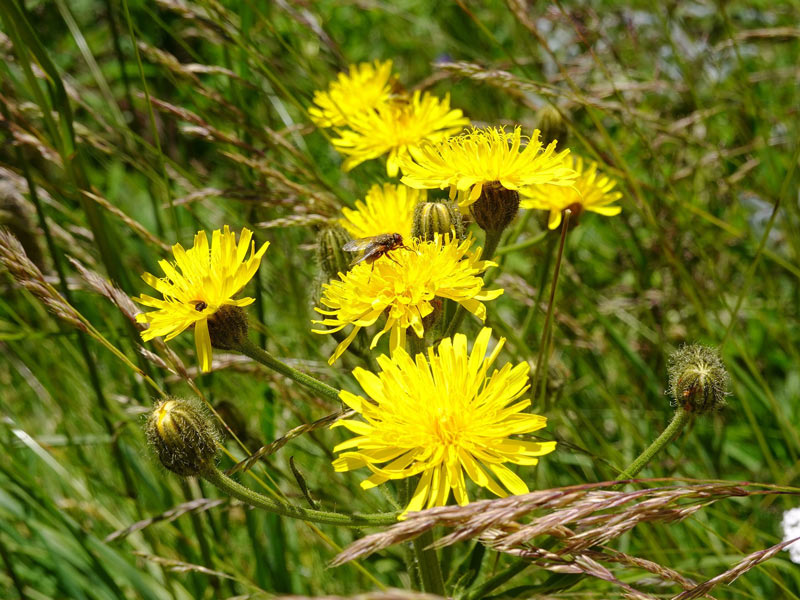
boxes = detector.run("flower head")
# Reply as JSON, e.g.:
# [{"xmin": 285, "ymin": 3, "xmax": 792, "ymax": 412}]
[
  {"xmin": 667, "ymin": 344, "xmax": 729, "ymax": 413},
  {"xmin": 339, "ymin": 183, "xmax": 425, "ymax": 240},
  {"xmin": 312, "ymin": 235, "xmax": 502, "ymax": 364},
  {"xmin": 332, "ymin": 328, "xmax": 556, "ymax": 516},
  {"xmin": 309, "ymin": 60, "xmax": 394, "ymax": 128},
  {"xmin": 399, "ymin": 126, "xmax": 576, "ymax": 208},
  {"xmin": 135, "ymin": 226, "xmax": 269, "ymax": 372},
  {"xmin": 520, "ymin": 155, "xmax": 622, "ymax": 229},
  {"xmin": 332, "ymin": 91, "xmax": 469, "ymax": 177}
]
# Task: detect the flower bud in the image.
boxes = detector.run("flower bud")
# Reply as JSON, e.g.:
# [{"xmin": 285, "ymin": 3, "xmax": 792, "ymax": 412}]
[
  {"xmin": 208, "ymin": 305, "xmax": 249, "ymax": 350},
  {"xmin": 145, "ymin": 398, "xmax": 220, "ymax": 476},
  {"xmin": 469, "ymin": 181, "xmax": 520, "ymax": 233},
  {"xmin": 316, "ymin": 225, "xmax": 352, "ymax": 280},
  {"xmin": 412, "ymin": 200, "xmax": 465, "ymax": 242},
  {"xmin": 535, "ymin": 105, "xmax": 568, "ymax": 148},
  {"xmin": 668, "ymin": 344, "xmax": 729, "ymax": 413}
]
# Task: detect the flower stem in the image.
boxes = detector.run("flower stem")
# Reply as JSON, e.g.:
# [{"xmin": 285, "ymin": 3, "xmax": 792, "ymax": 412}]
[
  {"xmin": 531, "ymin": 210, "xmax": 571, "ymax": 403},
  {"xmin": 239, "ymin": 338, "xmax": 341, "ymax": 403},
  {"xmin": 442, "ymin": 228, "xmax": 504, "ymax": 339},
  {"xmin": 203, "ymin": 466, "xmax": 398, "ymax": 526},
  {"xmin": 613, "ymin": 407, "xmax": 691, "ymax": 489},
  {"xmin": 413, "ymin": 529, "xmax": 446, "ymax": 595}
]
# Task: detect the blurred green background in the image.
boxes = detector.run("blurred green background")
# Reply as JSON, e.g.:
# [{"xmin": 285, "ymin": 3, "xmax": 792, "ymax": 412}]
[{"xmin": 1, "ymin": 0, "xmax": 799, "ymax": 598}]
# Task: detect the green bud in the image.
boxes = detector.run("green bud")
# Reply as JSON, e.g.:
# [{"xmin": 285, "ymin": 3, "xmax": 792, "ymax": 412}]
[
  {"xmin": 316, "ymin": 225, "xmax": 352, "ymax": 280},
  {"xmin": 668, "ymin": 344, "xmax": 729, "ymax": 413},
  {"xmin": 412, "ymin": 200, "xmax": 465, "ymax": 242},
  {"xmin": 470, "ymin": 181, "xmax": 520, "ymax": 233},
  {"xmin": 208, "ymin": 305, "xmax": 249, "ymax": 350},
  {"xmin": 145, "ymin": 398, "xmax": 220, "ymax": 476},
  {"xmin": 535, "ymin": 104, "xmax": 568, "ymax": 148}
]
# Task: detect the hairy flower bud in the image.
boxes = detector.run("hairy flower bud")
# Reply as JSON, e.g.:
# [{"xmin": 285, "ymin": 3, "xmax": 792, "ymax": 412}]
[
  {"xmin": 207, "ymin": 305, "xmax": 249, "ymax": 350},
  {"xmin": 145, "ymin": 398, "xmax": 220, "ymax": 476},
  {"xmin": 469, "ymin": 181, "xmax": 520, "ymax": 233},
  {"xmin": 316, "ymin": 225, "xmax": 353, "ymax": 279},
  {"xmin": 412, "ymin": 200, "xmax": 465, "ymax": 242},
  {"xmin": 668, "ymin": 344, "xmax": 729, "ymax": 413},
  {"xmin": 535, "ymin": 104, "xmax": 568, "ymax": 148}
]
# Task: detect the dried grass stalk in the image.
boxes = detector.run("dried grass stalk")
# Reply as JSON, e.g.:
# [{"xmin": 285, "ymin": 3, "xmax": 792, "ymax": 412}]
[
  {"xmin": 106, "ymin": 498, "xmax": 230, "ymax": 542},
  {"xmin": 227, "ymin": 409, "xmax": 355, "ymax": 475},
  {"xmin": 0, "ymin": 228, "xmax": 87, "ymax": 332},
  {"xmin": 333, "ymin": 480, "xmax": 796, "ymax": 598}
]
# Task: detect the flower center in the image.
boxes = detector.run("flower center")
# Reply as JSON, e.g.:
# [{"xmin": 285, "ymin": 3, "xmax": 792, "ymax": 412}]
[{"xmin": 431, "ymin": 410, "xmax": 464, "ymax": 447}]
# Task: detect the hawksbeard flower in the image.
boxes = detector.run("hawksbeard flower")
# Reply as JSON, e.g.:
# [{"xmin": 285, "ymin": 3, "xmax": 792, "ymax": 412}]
[
  {"xmin": 399, "ymin": 126, "xmax": 577, "ymax": 208},
  {"xmin": 520, "ymin": 155, "xmax": 622, "ymax": 229},
  {"xmin": 135, "ymin": 226, "xmax": 269, "ymax": 372},
  {"xmin": 309, "ymin": 60, "xmax": 394, "ymax": 128},
  {"xmin": 332, "ymin": 90, "xmax": 469, "ymax": 177},
  {"xmin": 339, "ymin": 183, "xmax": 426, "ymax": 240},
  {"xmin": 332, "ymin": 328, "xmax": 556, "ymax": 517},
  {"xmin": 312, "ymin": 235, "xmax": 502, "ymax": 364}
]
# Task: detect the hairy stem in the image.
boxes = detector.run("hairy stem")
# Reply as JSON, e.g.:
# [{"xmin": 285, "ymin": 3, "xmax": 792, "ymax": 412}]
[
  {"xmin": 239, "ymin": 338, "xmax": 341, "ymax": 403},
  {"xmin": 613, "ymin": 407, "xmax": 691, "ymax": 488},
  {"xmin": 203, "ymin": 467, "xmax": 398, "ymax": 527},
  {"xmin": 413, "ymin": 529, "xmax": 446, "ymax": 595}
]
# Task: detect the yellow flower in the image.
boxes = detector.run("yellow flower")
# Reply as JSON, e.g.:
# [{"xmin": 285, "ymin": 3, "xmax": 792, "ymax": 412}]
[
  {"xmin": 309, "ymin": 60, "xmax": 394, "ymax": 128},
  {"xmin": 332, "ymin": 328, "xmax": 556, "ymax": 517},
  {"xmin": 339, "ymin": 183, "xmax": 425, "ymax": 240},
  {"xmin": 520, "ymin": 155, "xmax": 623, "ymax": 229},
  {"xmin": 312, "ymin": 235, "xmax": 502, "ymax": 364},
  {"xmin": 399, "ymin": 126, "xmax": 577, "ymax": 208},
  {"xmin": 332, "ymin": 91, "xmax": 469, "ymax": 177},
  {"xmin": 135, "ymin": 226, "xmax": 269, "ymax": 372}
]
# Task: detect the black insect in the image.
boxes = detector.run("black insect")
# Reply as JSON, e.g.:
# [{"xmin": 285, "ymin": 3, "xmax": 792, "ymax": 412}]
[
  {"xmin": 342, "ymin": 233, "xmax": 410, "ymax": 268},
  {"xmin": 193, "ymin": 301, "xmax": 208, "ymax": 312}
]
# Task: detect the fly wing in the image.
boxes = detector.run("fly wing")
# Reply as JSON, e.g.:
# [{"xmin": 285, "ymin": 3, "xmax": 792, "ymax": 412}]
[
  {"xmin": 350, "ymin": 251, "xmax": 374, "ymax": 266},
  {"xmin": 342, "ymin": 237, "xmax": 379, "ymax": 252}
]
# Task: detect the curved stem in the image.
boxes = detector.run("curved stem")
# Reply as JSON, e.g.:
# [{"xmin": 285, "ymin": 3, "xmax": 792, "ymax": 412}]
[
  {"xmin": 613, "ymin": 407, "xmax": 691, "ymax": 489},
  {"xmin": 203, "ymin": 467, "xmax": 398, "ymax": 527},
  {"xmin": 442, "ymin": 228, "xmax": 504, "ymax": 339},
  {"xmin": 239, "ymin": 338, "xmax": 341, "ymax": 403}
]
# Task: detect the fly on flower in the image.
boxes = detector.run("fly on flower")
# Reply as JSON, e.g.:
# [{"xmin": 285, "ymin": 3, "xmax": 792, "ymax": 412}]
[{"xmin": 342, "ymin": 233, "xmax": 410, "ymax": 267}]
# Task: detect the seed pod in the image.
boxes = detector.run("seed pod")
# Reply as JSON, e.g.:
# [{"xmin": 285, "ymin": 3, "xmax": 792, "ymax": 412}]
[
  {"xmin": 470, "ymin": 181, "xmax": 520, "ymax": 233},
  {"xmin": 412, "ymin": 200, "xmax": 465, "ymax": 242},
  {"xmin": 316, "ymin": 225, "xmax": 352, "ymax": 279},
  {"xmin": 535, "ymin": 105, "xmax": 568, "ymax": 148},
  {"xmin": 668, "ymin": 344, "xmax": 729, "ymax": 413},
  {"xmin": 145, "ymin": 398, "xmax": 220, "ymax": 476},
  {"xmin": 207, "ymin": 305, "xmax": 249, "ymax": 350}
]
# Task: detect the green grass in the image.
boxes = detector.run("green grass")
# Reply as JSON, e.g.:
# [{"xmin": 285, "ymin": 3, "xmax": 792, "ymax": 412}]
[{"xmin": 1, "ymin": 0, "xmax": 799, "ymax": 598}]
